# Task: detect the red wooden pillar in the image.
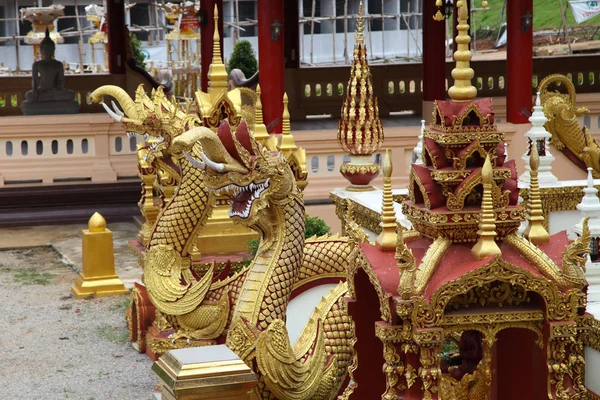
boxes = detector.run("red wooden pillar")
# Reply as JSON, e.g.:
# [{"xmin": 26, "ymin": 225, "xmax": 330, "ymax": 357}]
[
  {"xmin": 107, "ymin": 0, "xmax": 126, "ymax": 74},
  {"xmin": 422, "ymin": 0, "xmax": 447, "ymax": 121},
  {"xmin": 284, "ymin": 0, "xmax": 300, "ymax": 69},
  {"xmin": 506, "ymin": 0, "xmax": 533, "ymax": 123},
  {"xmin": 200, "ymin": 0, "xmax": 224, "ymax": 92},
  {"xmin": 258, "ymin": 0, "xmax": 285, "ymax": 133}
]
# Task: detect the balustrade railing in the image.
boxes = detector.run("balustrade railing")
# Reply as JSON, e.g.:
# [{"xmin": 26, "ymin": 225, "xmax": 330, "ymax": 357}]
[{"xmin": 0, "ymin": 114, "xmax": 137, "ymax": 185}]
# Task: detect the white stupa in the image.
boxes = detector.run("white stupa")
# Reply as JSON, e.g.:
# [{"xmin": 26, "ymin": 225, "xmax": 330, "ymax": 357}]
[
  {"xmin": 573, "ymin": 168, "xmax": 600, "ymax": 307},
  {"xmin": 519, "ymin": 92, "xmax": 559, "ymax": 187},
  {"xmin": 413, "ymin": 119, "xmax": 425, "ymax": 165}
]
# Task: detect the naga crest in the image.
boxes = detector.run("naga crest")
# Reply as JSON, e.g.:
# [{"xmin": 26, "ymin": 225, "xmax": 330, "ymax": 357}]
[
  {"xmin": 173, "ymin": 119, "xmax": 297, "ymax": 226},
  {"xmin": 91, "ymin": 84, "xmax": 200, "ymax": 170}
]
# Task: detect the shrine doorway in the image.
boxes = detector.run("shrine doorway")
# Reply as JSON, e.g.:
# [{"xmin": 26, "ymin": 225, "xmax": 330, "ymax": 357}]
[{"xmin": 494, "ymin": 327, "xmax": 546, "ymax": 400}]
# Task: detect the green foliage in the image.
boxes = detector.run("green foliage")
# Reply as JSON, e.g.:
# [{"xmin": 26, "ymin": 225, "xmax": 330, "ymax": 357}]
[
  {"xmin": 13, "ymin": 268, "xmax": 52, "ymax": 285},
  {"xmin": 473, "ymin": 0, "xmax": 600, "ymax": 32},
  {"xmin": 129, "ymin": 33, "xmax": 146, "ymax": 69},
  {"xmin": 97, "ymin": 323, "xmax": 130, "ymax": 344},
  {"xmin": 227, "ymin": 40, "xmax": 258, "ymax": 79},
  {"xmin": 305, "ymin": 215, "xmax": 331, "ymax": 237},
  {"xmin": 242, "ymin": 215, "xmax": 331, "ymax": 266}
]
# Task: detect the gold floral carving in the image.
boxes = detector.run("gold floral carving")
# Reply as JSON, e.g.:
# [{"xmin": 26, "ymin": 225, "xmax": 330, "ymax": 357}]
[
  {"xmin": 417, "ymin": 343, "xmax": 442, "ymax": 400},
  {"xmin": 424, "ymin": 129, "xmax": 504, "ymax": 145},
  {"xmin": 411, "ymin": 258, "xmax": 580, "ymax": 328},
  {"xmin": 403, "ymin": 203, "xmax": 523, "ymax": 243},
  {"xmin": 339, "ymin": 162, "xmax": 381, "ymax": 175},
  {"xmin": 446, "ymin": 281, "xmax": 530, "ymax": 310}
]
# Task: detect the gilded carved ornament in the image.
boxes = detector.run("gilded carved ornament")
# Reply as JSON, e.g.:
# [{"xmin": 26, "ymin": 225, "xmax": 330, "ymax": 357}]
[{"xmin": 409, "ymin": 258, "xmax": 580, "ymax": 328}]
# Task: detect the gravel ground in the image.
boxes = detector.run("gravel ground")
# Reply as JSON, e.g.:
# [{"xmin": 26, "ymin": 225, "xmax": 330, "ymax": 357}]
[{"xmin": 0, "ymin": 246, "xmax": 156, "ymax": 400}]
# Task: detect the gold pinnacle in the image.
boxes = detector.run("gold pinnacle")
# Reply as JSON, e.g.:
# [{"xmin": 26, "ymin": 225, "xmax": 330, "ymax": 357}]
[
  {"xmin": 472, "ymin": 155, "xmax": 502, "ymax": 260},
  {"xmin": 523, "ymin": 146, "xmax": 550, "ymax": 244},
  {"xmin": 253, "ymin": 84, "xmax": 269, "ymax": 143},
  {"xmin": 88, "ymin": 212, "xmax": 106, "ymax": 232},
  {"xmin": 278, "ymin": 92, "xmax": 297, "ymax": 154},
  {"xmin": 207, "ymin": 4, "xmax": 228, "ymax": 95},
  {"xmin": 355, "ymin": 1, "xmax": 365, "ymax": 44},
  {"xmin": 448, "ymin": 0, "xmax": 477, "ymax": 102},
  {"xmin": 376, "ymin": 149, "xmax": 397, "ymax": 251}
]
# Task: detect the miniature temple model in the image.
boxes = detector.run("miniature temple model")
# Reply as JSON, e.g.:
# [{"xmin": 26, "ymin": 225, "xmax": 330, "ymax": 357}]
[{"xmin": 21, "ymin": 29, "xmax": 79, "ymax": 116}]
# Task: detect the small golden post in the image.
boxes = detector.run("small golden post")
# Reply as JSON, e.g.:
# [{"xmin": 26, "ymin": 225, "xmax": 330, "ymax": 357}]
[
  {"xmin": 71, "ymin": 212, "xmax": 129, "ymax": 298},
  {"xmin": 471, "ymin": 156, "xmax": 502, "ymax": 260},
  {"xmin": 278, "ymin": 92, "xmax": 297, "ymax": 154},
  {"xmin": 375, "ymin": 149, "xmax": 397, "ymax": 251},
  {"xmin": 253, "ymin": 84, "xmax": 270, "ymax": 144},
  {"xmin": 523, "ymin": 146, "xmax": 550, "ymax": 244}
]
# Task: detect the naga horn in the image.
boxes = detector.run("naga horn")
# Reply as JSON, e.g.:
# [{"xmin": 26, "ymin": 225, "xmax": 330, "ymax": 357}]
[
  {"xmin": 90, "ymin": 85, "xmax": 141, "ymax": 120},
  {"xmin": 173, "ymin": 127, "xmax": 247, "ymax": 173}
]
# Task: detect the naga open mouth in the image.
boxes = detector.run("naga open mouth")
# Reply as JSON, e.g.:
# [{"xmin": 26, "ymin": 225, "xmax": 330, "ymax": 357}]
[{"xmin": 213, "ymin": 179, "xmax": 270, "ymax": 219}]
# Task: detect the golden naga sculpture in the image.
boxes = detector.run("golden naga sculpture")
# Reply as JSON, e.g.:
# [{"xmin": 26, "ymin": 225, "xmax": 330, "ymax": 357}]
[
  {"xmin": 91, "ymin": 84, "xmax": 199, "ymax": 246},
  {"xmin": 163, "ymin": 120, "xmax": 355, "ymax": 399},
  {"xmin": 538, "ymin": 74, "xmax": 600, "ymax": 177}
]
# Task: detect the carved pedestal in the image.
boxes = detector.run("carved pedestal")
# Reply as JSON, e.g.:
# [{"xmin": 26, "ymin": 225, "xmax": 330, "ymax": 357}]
[{"xmin": 152, "ymin": 345, "xmax": 257, "ymax": 399}]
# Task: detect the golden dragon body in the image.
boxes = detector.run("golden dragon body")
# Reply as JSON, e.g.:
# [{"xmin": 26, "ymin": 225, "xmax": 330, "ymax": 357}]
[
  {"xmin": 539, "ymin": 74, "xmax": 600, "ymax": 176},
  {"xmin": 93, "ymin": 86, "xmax": 355, "ymax": 399}
]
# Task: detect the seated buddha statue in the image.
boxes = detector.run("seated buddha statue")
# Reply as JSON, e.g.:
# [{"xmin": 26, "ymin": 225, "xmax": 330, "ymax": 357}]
[{"xmin": 21, "ymin": 29, "xmax": 79, "ymax": 115}]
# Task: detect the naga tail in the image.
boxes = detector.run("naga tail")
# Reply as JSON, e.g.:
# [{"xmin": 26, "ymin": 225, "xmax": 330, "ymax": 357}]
[
  {"xmin": 255, "ymin": 282, "xmax": 354, "ymax": 400},
  {"xmin": 144, "ymin": 244, "xmax": 214, "ymax": 316}
]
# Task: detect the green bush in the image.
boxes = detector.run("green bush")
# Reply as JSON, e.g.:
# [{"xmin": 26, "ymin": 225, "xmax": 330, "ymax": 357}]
[
  {"xmin": 130, "ymin": 33, "xmax": 146, "ymax": 69},
  {"xmin": 243, "ymin": 215, "xmax": 330, "ymax": 266},
  {"xmin": 227, "ymin": 40, "xmax": 258, "ymax": 79}
]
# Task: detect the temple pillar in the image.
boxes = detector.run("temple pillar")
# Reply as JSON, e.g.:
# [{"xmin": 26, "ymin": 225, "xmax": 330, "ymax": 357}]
[
  {"xmin": 422, "ymin": 1, "xmax": 446, "ymax": 123},
  {"xmin": 284, "ymin": 0, "xmax": 300, "ymax": 69},
  {"xmin": 200, "ymin": 0, "xmax": 224, "ymax": 92},
  {"xmin": 258, "ymin": 0, "xmax": 284, "ymax": 133},
  {"xmin": 106, "ymin": 0, "xmax": 126, "ymax": 75},
  {"xmin": 506, "ymin": 0, "xmax": 533, "ymax": 124}
]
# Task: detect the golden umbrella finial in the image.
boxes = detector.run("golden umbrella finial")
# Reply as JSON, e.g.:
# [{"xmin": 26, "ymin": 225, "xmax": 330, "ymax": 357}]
[
  {"xmin": 448, "ymin": 0, "xmax": 477, "ymax": 102},
  {"xmin": 375, "ymin": 149, "xmax": 397, "ymax": 251},
  {"xmin": 355, "ymin": 1, "xmax": 365, "ymax": 44},
  {"xmin": 523, "ymin": 146, "xmax": 550, "ymax": 244},
  {"xmin": 472, "ymin": 155, "xmax": 502, "ymax": 260}
]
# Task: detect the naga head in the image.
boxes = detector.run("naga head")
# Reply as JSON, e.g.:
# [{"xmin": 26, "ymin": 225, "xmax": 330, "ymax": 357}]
[
  {"xmin": 564, "ymin": 217, "xmax": 591, "ymax": 277},
  {"xmin": 91, "ymin": 84, "xmax": 200, "ymax": 168},
  {"xmin": 173, "ymin": 119, "xmax": 297, "ymax": 226}
]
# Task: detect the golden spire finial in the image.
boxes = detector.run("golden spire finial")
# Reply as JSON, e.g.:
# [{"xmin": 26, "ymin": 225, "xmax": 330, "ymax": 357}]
[
  {"xmin": 355, "ymin": 1, "xmax": 365, "ymax": 44},
  {"xmin": 523, "ymin": 146, "xmax": 550, "ymax": 244},
  {"xmin": 207, "ymin": 4, "xmax": 228, "ymax": 95},
  {"xmin": 472, "ymin": 155, "xmax": 502, "ymax": 260},
  {"xmin": 253, "ymin": 84, "xmax": 269, "ymax": 143},
  {"xmin": 448, "ymin": 0, "xmax": 477, "ymax": 102},
  {"xmin": 376, "ymin": 149, "xmax": 397, "ymax": 251},
  {"xmin": 278, "ymin": 92, "xmax": 297, "ymax": 154}
]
